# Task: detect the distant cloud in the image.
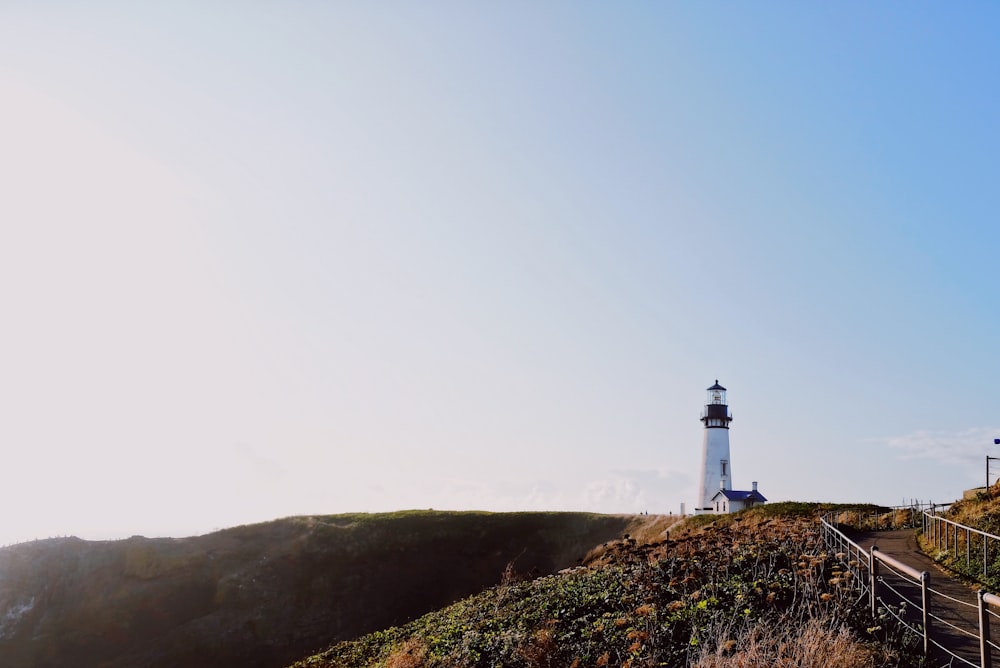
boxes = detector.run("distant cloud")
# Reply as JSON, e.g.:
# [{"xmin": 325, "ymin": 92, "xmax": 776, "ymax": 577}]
[
  {"xmin": 884, "ymin": 427, "xmax": 1000, "ymax": 464},
  {"xmin": 583, "ymin": 469, "xmax": 693, "ymax": 514},
  {"xmin": 384, "ymin": 468, "xmax": 694, "ymax": 516},
  {"xmin": 585, "ymin": 477, "xmax": 640, "ymax": 507}
]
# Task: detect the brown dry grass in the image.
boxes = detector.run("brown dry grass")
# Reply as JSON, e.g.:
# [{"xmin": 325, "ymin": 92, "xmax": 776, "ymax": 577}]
[
  {"xmin": 621, "ymin": 513, "xmax": 685, "ymax": 543},
  {"xmin": 580, "ymin": 514, "xmax": 684, "ymax": 564},
  {"xmin": 384, "ymin": 638, "xmax": 429, "ymax": 668},
  {"xmin": 692, "ymin": 617, "xmax": 897, "ymax": 668},
  {"xmin": 945, "ymin": 480, "xmax": 1000, "ymax": 529},
  {"xmin": 517, "ymin": 620, "xmax": 558, "ymax": 668}
]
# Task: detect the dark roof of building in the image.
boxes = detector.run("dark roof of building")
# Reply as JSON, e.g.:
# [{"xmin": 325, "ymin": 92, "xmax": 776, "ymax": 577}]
[
  {"xmin": 711, "ymin": 489, "xmax": 767, "ymax": 502},
  {"xmin": 707, "ymin": 380, "xmax": 726, "ymax": 391}
]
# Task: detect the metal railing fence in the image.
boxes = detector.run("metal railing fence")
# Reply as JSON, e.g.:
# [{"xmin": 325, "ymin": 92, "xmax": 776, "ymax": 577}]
[
  {"xmin": 826, "ymin": 503, "xmax": 936, "ymax": 532},
  {"xmin": 819, "ymin": 512, "xmax": 1000, "ymax": 667},
  {"xmin": 819, "ymin": 517, "xmax": 870, "ymax": 597},
  {"xmin": 923, "ymin": 510, "xmax": 1000, "ymax": 583}
]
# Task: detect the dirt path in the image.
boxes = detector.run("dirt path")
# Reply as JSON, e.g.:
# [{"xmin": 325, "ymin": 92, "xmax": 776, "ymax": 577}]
[{"xmin": 850, "ymin": 529, "xmax": 983, "ymax": 666}]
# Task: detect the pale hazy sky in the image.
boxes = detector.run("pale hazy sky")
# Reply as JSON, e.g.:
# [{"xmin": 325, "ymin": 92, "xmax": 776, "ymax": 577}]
[{"xmin": 2, "ymin": 3, "xmax": 999, "ymax": 545}]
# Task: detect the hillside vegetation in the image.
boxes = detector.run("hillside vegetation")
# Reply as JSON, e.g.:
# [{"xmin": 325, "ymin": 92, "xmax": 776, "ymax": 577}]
[
  {"xmin": 922, "ymin": 481, "xmax": 1000, "ymax": 588},
  {"xmin": 292, "ymin": 503, "xmax": 922, "ymax": 668},
  {"xmin": 0, "ymin": 511, "xmax": 645, "ymax": 668},
  {"xmin": 939, "ymin": 481, "xmax": 1000, "ymax": 534}
]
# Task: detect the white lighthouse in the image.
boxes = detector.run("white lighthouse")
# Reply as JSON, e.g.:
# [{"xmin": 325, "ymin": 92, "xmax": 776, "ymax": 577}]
[
  {"xmin": 695, "ymin": 380, "xmax": 766, "ymax": 514},
  {"xmin": 696, "ymin": 380, "xmax": 733, "ymax": 513}
]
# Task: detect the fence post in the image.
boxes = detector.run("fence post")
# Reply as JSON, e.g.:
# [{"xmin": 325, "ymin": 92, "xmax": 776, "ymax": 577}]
[
  {"xmin": 980, "ymin": 589, "xmax": 991, "ymax": 668},
  {"xmin": 870, "ymin": 546, "xmax": 879, "ymax": 618},
  {"xmin": 920, "ymin": 571, "xmax": 930, "ymax": 657}
]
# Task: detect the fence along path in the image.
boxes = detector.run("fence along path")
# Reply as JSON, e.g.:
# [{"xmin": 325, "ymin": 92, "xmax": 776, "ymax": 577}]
[
  {"xmin": 821, "ymin": 506, "xmax": 1000, "ymax": 666},
  {"xmin": 848, "ymin": 527, "xmax": 982, "ymax": 666}
]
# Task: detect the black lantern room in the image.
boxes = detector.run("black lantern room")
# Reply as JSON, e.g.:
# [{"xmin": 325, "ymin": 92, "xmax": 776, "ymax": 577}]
[{"xmin": 701, "ymin": 380, "xmax": 732, "ymax": 429}]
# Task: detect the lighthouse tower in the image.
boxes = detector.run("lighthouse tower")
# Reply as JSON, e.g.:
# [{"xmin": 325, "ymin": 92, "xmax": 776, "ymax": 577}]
[{"xmin": 696, "ymin": 380, "xmax": 733, "ymax": 513}]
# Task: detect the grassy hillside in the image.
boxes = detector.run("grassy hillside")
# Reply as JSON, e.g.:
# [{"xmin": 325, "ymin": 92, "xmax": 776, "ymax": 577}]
[
  {"xmin": 291, "ymin": 503, "xmax": 922, "ymax": 668},
  {"xmin": 938, "ymin": 482, "xmax": 1000, "ymax": 533},
  {"xmin": 0, "ymin": 510, "xmax": 645, "ymax": 668},
  {"xmin": 919, "ymin": 482, "xmax": 1000, "ymax": 588}
]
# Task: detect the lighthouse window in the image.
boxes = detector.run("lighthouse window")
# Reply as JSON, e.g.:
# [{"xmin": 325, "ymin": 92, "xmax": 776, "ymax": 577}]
[{"xmin": 721, "ymin": 460, "xmax": 728, "ymax": 476}]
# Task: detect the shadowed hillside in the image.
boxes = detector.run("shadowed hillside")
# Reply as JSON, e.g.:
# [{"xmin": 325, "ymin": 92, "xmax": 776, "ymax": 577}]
[{"xmin": 0, "ymin": 511, "xmax": 658, "ymax": 668}]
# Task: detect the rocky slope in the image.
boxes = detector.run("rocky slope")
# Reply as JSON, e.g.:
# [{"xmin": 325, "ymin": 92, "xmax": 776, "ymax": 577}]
[{"xmin": 0, "ymin": 511, "xmax": 650, "ymax": 668}]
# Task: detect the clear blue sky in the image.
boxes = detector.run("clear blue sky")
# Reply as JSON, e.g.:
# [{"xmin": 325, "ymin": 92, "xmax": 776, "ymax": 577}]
[{"xmin": 2, "ymin": 3, "xmax": 999, "ymax": 544}]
